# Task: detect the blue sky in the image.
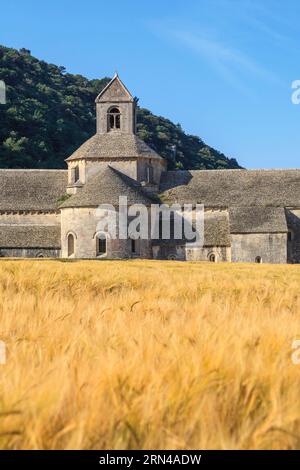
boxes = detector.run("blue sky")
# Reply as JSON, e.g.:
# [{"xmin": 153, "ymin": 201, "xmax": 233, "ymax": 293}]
[{"xmin": 1, "ymin": 0, "xmax": 300, "ymax": 168}]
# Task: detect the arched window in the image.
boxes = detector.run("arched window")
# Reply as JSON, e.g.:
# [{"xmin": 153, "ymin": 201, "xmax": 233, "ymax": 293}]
[
  {"xmin": 96, "ymin": 233, "xmax": 107, "ymax": 256},
  {"xmin": 74, "ymin": 165, "xmax": 80, "ymax": 183},
  {"xmin": 209, "ymin": 253, "xmax": 216, "ymax": 262},
  {"xmin": 158, "ymin": 212, "xmax": 163, "ymax": 239},
  {"xmin": 255, "ymin": 256, "xmax": 262, "ymax": 264},
  {"xmin": 67, "ymin": 233, "xmax": 75, "ymax": 257},
  {"xmin": 146, "ymin": 164, "xmax": 154, "ymax": 183},
  {"xmin": 108, "ymin": 107, "xmax": 121, "ymax": 131},
  {"xmin": 131, "ymin": 238, "xmax": 140, "ymax": 255}
]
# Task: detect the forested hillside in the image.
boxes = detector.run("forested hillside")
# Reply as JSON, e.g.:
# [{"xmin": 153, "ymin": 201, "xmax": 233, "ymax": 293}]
[{"xmin": 0, "ymin": 45, "xmax": 241, "ymax": 170}]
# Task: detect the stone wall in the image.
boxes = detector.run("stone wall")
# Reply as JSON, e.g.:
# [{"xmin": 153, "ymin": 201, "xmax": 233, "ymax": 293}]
[
  {"xmin": 96, "ymin": 102, "xmax": 135, "ymax": 134},
  {"xmin": 186, "ymin": 246, "xmax": 230, "ymax": 262},
  {"xmin": 0, "ymin": 248, "xmax": 60, "ymax": 258},
  {"xmin": 152, "ymin": 244, "xmax": 230, "ymax": 262},
  {"xmin": 231, "ymin": 233, "xmax": 287, "ymax": 263},
  {"xmin": 137, "ymin": 158, "xmax": 166, "ymax": 185},
  {"xmin": 0, "ymin": 211, "xmax": 61, "ymax": 258},
  {"xmin": 86, "ymin": 159, "xmax": 139, "ymax": 182},
  {"xmin": 61, "ymin": 207, "xmax": 152, "ymax": 259},
  {"xmin": 67, "ymin": 159, "xmax": 138, "ymax": 193},
  {"xmin": 109, "ymin": 160, "xmax": 138, "ymax": 180},
  {"xmin": 67, "ymin": 157, "xmax": 166, "ymax": 191},
  {"xmin": 67, "ymin": 159, "xmax": 86, "ymax": 186},
  {"xmin": 286, "ymin": 209, "xmax": 300, "ymax": 263}
]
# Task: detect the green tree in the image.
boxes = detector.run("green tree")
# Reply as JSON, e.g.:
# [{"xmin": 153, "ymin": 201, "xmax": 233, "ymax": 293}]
[{"xmin": 0, "ymin": 45, "xmax": 241, "ymax": 170}]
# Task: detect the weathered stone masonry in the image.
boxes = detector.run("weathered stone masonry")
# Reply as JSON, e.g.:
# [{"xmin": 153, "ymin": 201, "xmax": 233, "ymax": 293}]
[{"xmin": 0, "ymin": 74, "xmax": 299, "ymax": 263}]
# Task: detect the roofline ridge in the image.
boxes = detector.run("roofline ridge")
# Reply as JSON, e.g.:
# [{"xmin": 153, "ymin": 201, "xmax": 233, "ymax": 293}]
[
  {"xmin": 0, "ymin": 223, "xmax": 59, "ymax": 227},
  {"xmin": 107, "ymin": 165, "xmax": 148, "ymax": 192},
  {"xmin": 187, "ymin": 168, "xmax": 300, "ymax": 173},
  {"xmin": 95, "ymin": 74, "xmax": 134, "ymax": 103},
  {"xmin": 0, "ymin": 169, "xmax": 67, "ymax": 172},
  {"xmin": 65, "ymin": 133, "xmax": 164, "ymax": 161},
  {"xmin": 108, "ymin": 165, "xmax": 156, "ymax": 203},
  {"xmin": 164, "ymin": 168, "xmax": 300, "ymax": 175}
]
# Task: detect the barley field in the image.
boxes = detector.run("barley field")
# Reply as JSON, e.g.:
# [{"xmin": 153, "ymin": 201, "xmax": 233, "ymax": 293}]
[{"xmin": 0, "ymin": 259, "xmax": 300, "ymax": 450}]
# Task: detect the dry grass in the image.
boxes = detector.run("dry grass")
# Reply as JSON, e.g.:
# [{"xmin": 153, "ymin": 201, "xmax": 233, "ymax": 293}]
[{"xmin": 0, "ymin": 259, "xmax": 300, "ymax": 450}]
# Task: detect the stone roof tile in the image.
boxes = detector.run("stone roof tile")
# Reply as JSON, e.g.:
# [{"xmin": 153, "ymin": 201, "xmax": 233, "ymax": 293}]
[
  {"xmin": 65, "ymin": 133, "xmax": 163, "ymax": 161},
  {"xmin": 0, "ymin": 225, "xmax": 61, "ymax": 248},
  {"xmin": 60, "ymin": 166, "xmax": 154, "ymax": 208},
  {"xmin": 229, "ymin": 206, "xmax": 288, "ymax": 233},
  {"xmin": 160, "ymin": 169, "xmax": 300, "ymax": 207},
  {"xmin": 0, "ymin": 170, "xmax": 67, "ymax": 211}
]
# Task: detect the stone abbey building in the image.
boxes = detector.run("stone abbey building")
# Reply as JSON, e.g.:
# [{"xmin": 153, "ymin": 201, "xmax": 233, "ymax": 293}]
[{"xmin": 0, "ymin": 74, "xmax": 300, "ymax": 263}]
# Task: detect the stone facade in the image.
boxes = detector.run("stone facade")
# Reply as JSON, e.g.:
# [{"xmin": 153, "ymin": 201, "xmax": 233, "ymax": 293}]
[
  {"xmin": 231, "ymin": 233, "xmax": 287, "ymax": 264},
  {"xmin": 152, "ymin": 244, "xmax": 230, "ymax": 262},
  {"xmin": 0, "ymin": 74, "xmax": 300, "ymax": 263},
  {"xmin": 0, "ymin": 248, "xmax": 60, "ymax": 258},
  {"xmin": 286, "ymin": 209, "xmax": 300, "ymax": 263},
  {"xmin": 61, "ymin": 207, "xmax": 152, "ymax": 259},
  {"xmin": 96, "ymin": 76, "xmax": 137, "ymax": 135}
]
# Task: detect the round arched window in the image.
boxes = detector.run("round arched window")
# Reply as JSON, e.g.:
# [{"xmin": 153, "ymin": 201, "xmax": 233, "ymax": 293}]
[
  {"xmin": 96, "ymin": 233, "xmax": 107, "ymax": 256},
  {"xmin": 209, "ymin": 253, "xmax": 216, "ymax": 262},
  {"xmin": 255, "ymin": 256, "xmax": 262, "ymax": 264},
  {"xmin": 67, "ymin": 233, "xmax": 75, "ymax": 257},
  {"xmin": 107, "ymin": 107, "xmax": 121, "ymax": 130}
]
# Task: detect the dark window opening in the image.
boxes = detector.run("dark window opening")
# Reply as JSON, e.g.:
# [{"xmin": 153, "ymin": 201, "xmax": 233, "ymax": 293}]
[
  {"xmin": 288, "ymin": 231, "xmax": 293, "ymax": 242},
  {"xmin": 170, "ymin": 213, "xmax": 175, "ymax": 239},
  {"xmin": 255, "ymin": 256, "xmax": 262, "ymax": 264},
  {"xmin": 146, "ymin": 164, "xmax": 154, "ymax": 183},
  {"xmin": 108, "ymin": 107, "xmax": 121, "ymax": 131},
  {"xmin": 68, "ymin": 234, "xmax": 75, "ymax": 257},
  {"xmin": 131, "ymin": 238, "xmax": 140, "ymax": 255},
  {"xmin": 158, "ymin": 213, "xmax": 163, "ymax": 239},
  {"xmin": 74, "ymin": 166, "xmax": 80, "ymax": 183},
  {"xmin": 209, "ymin": 253, "xmax": 216, "ymax": 262},
  {"xmin": 109, "ymin": 114, "xmax": 114, "ymax": 129},
  {"xmin": 97, "ymin": 235, "xmax": 107, "ymax": 255}
]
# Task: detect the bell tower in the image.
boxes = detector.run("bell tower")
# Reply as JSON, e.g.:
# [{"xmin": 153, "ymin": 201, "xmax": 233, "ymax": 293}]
[{"xmin": 95, "ymin": 73, "xmax": 137, "ymax": 135}]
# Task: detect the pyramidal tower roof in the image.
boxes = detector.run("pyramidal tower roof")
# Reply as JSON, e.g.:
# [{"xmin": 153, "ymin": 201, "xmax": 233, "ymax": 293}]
[
  {"xmin": 65, "ymin": 133, "xmax": 162, "ymax": 161},
  {"xmin": 66, "ymin": 73, "xmax": 164, "ymax": 162}
]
